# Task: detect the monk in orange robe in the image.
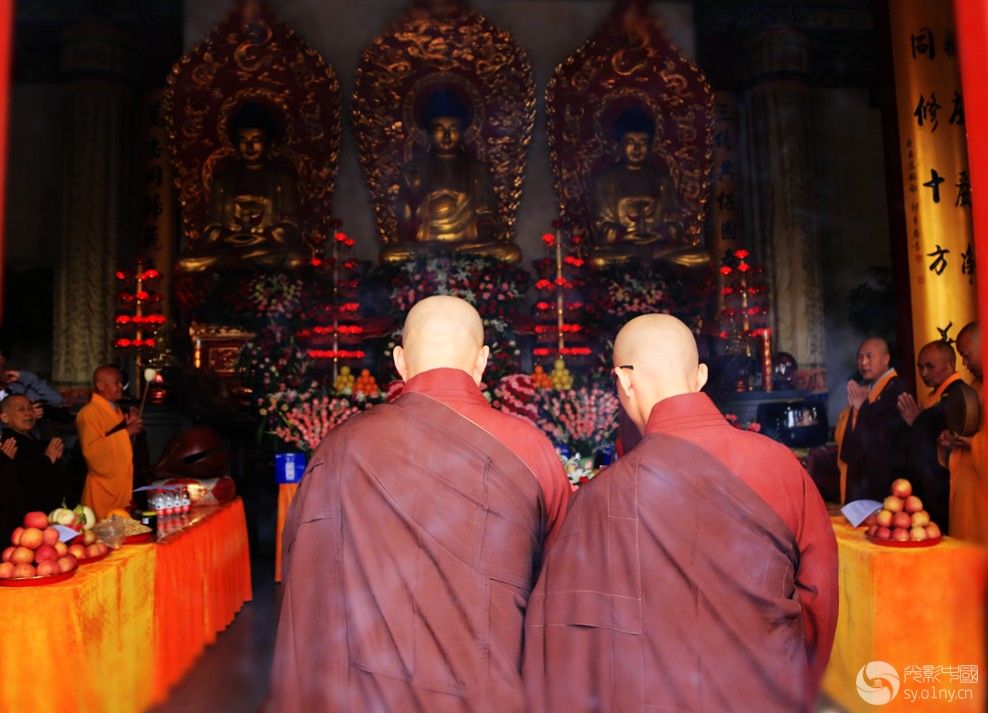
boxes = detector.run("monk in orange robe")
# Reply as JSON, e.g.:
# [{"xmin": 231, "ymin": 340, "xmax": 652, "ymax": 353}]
[
  {"xmin": 79, "ymin": 365, "xmax": 142, "ymax": 519},
  {"xmin": 269, "ymin": 296, "xmax": 570, "ymax": 712},
  {"xmin": 839, "ymin": 337, "xmax": 909, "ymax": 502},
  {"xmin": 947, "ymin": 322, "xmax": 984, "ymax": 542},
  {"xmin": 523, "ymin": 315, "xmax": 838, "ymax": 712}
]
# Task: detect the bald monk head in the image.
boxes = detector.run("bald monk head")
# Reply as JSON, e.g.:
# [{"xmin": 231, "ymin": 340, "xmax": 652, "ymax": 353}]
[
  {"xmin": 0, "ymin": 394, "xmax": 36, "ymax": 434},
  {"xmin": 856, "ymin": 337, "xmax": 891, "ymax": 383},
  {"xmin": 956, "ymin": 322, "xmax": 982, "ymax": 382},
  {"xmin": 916, "ymin": 340, "xmax": 956, "ymax": 390},
  {"xmin": 92, "ymin": 365, "xmax": 124, "ymax": 404},
  {"xmin": 393, "ymin": 296, "xmax": 490, "ymax": 385},
  {"xmin": 612, "ymin": 314, "xmax": 708, "ymax": 430}
]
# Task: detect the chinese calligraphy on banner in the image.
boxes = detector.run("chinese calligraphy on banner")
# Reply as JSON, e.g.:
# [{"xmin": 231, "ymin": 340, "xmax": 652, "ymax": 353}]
[
  {"xmin": 706, "ymin": 91, "xmax": 743, "ymax": 313},
  {"xmin": 140, "ymin": 90, "xmax": 175, "ymax": 320},
  {"xmin": 890, "ymin": 2, "xmax": 975, "ymax": 379}
]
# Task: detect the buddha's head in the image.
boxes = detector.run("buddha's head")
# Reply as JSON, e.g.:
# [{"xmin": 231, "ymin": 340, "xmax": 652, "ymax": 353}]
[
  {"xmin": 612, "ymin": 107, "xmax": 655, "ymax": 169},
  {"xmin": 420, "ymin": 87, "xmax": 471, "ymax": 156},
  {"xmin": 228, "ymin": 102, "xmax": 280, "ymax": 167}
]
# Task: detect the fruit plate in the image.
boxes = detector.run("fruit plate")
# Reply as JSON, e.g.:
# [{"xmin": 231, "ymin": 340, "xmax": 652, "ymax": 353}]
[
  {"xmin": 866, "ymin": 534, "xmax": 943, "ymax": 548},
  {"xmin": 123, "ymin": 533, "xmax": 153, "ymax": 545},
  {"xmin": 78, "ymin": 550, "xmax": 111, "ymax": 565},
  {"xmin": 0, "ymin": 569, "xmax": 77, "ymax": 587}
]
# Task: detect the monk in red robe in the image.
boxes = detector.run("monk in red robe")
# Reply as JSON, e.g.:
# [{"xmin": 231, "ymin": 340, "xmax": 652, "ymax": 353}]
[
  {"xmin": 269, "ymin": 296, "xmax": 570, "ymax": 712},
  {"xmin": 523, "ymin": 314, "xmax": 838, "ymax": 712}
]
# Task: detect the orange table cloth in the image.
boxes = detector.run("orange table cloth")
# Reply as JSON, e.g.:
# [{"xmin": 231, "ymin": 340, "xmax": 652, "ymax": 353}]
[
  {"xmin": 275, "ymin": 482, "xmax": 299, "ymax": 582},
  {"xmin": 0, "ymin": 498, "xmax": 252, "ymax": 713},
  {"xmin": 822, "ymin": 517, "xmax": 986, "ymax": 711},
  {"xmin": 152, "ymin": 498, "xmax": 253, "ymax": 702}
]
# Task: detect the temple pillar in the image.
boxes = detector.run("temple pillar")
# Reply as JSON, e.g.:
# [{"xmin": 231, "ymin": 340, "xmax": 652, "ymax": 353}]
[
  {"xmin": 53, "ymin": 25, "xmax": 139, "ymax": 385},
  {"xmin": 740, "ymin": 26, "xmax": 826, "ymax": 388}
]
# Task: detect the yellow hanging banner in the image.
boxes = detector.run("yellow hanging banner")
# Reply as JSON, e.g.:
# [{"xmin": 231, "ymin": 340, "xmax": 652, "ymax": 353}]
[{"xmin": 889, "ymin": 2, "xmax": 976, "ymax": 379}]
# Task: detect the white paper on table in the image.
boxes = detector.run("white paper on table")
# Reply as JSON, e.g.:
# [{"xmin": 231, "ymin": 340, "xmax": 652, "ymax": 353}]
[
  {"xmin": 841, "ymin": 499, "xmax": 883, "ymax": 527},
  {"xmin": 53, "ymin": 524, "xmax": 81, "ymax": 542}
]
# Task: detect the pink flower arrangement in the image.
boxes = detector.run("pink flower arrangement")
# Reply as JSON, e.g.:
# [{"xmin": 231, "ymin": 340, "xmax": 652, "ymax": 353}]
[
  {"xmin": 535, "ymin": 385, "xmax": 620, "ymax": 455},
  {"xmin": 271, "ymin": 395, "xmax": 362, "ymax": 452}
]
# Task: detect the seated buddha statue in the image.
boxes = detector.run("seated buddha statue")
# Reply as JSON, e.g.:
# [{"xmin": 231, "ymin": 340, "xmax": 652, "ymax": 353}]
[
  {"xmin": 380, "ymin": 89, "xmax": 521, "ymax": 264},
  {"xmin": 590, "ymin": 107, "xmax": 709, "ymax": 269},
  {"xmin": 177, "ymin": 103, "xmax": 307, "ymax": 273}
]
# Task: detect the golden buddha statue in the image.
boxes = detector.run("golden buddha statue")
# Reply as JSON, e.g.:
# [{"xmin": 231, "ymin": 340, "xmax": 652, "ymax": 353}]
[
  {"xmin": 178, "ymin": 103, "xmax": 307, "ymax": 273},
  {"xmin": 381, "ymin": 89, "xmax": 521, "ymax": 264},
  {"xmin": 590, "ymin": 108, "xmax": 709, "ymax": 269}
]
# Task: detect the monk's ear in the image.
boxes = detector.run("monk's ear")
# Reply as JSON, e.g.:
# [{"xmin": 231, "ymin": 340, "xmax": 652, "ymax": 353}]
[
  {"xmin": 471, "ymin": 345, "xmax": 490, "ymax": 385},
  {"xmin": 393, "ymin": 346, "xmax": 409, "ymax": 381},
  {"xmin": 0, "ymin": 411, "xmax": 8, "ymax": 426},
  {"xmin": 615, "ymin": 367, "xmax": 633, "ymax": 398},
  {"xmin": 694, "ymin": 363, "xmax": 709, "ymax": 393}
]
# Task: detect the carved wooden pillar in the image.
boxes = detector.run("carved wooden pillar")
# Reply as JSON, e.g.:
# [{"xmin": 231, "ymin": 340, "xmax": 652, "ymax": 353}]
[
  {"xmin": 53, "ymin": 25, "xmax": 138, "ymax": 385},
  {"xmin": 740, "ymin": 26, "xmax": 826, "ymax": 388}
]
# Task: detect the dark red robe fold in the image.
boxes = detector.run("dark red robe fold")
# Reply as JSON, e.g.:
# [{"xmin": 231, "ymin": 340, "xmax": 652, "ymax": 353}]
[
  {"xmin": 270, "ymin": 390, "xmax": 554, "ymax": 713},
  {"xmin": 523, "ymin": 393, "xmax": 838, "ymax": 713}
]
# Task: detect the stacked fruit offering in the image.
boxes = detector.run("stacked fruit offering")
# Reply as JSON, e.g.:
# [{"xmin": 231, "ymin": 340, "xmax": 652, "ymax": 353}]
[
  {"xmin": 0, "ymin": 512, "xmax": 81, "ymax": 580},
  {"xmin": 864, "ymin": 478, "xmax": 942, "ymax": 543}
]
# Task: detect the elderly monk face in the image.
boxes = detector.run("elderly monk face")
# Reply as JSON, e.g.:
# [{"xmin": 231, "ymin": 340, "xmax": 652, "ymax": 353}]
[
  {"xmin": 856, "ymin": 338, "xmax": 890, "ymax": 382},
  {"xmin": 393, "ymin": 296, "xmax": 489, "ymax": 385},
  {"xmin": 916, "ymin": 342, "xmax": 955, "ymax": 390},
  {"xmin": 0, "ymin": 395, "xmax": 35, "ymax": 434},
  {"xmin": 612, "ymin": 314, "xmax": 708, "ymax": 431},
  {"xmin": 93, "ymin": 366, "xmax": 124, "ymax": 403},
  {"xmin": 957, "ymin": 325, "xmax": 982, "ymax": 381}
]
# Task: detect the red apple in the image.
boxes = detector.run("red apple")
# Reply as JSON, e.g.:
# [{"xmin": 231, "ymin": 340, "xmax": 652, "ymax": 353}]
[
  {"xmin": 10, "ymin": 546, "xmax": 33, "ymax": 564},
  {"xmin": 876, "ymin": 510, "xmax": 894, "ymax": 527},
  {"xmin": 96, "ymin": 543, "xmax": 109, "ymax": 556},
  {"xmin": 892, "ymin": 527, "xmax": 910, "ymax": 542},
  {"xmin": 81, "ymin": 530, "xmax": 96, "ymax": 546},
  {"xmin": 41, "ymin": 526, "xmax": 59, "ymax": 546},
  {"xmin": 926, "ymin": 522, "xmax": 942, "ymax": 539},
  {"xmin": 34, "ymin": 544, "xmax": 58, "ymax": 563},
  {"xmin": 875, "ymin": 526, "xmax": 892, "ymax": 539},
  {"xmin": 11, "ymin": 562, "xmax": 35, "ymax": 578},
  {"xmin": 22, "ymin": 511, "xmax": 48, "ymax": 529},
  {"xmin": 57, "ymin": 554, "xmax": 77, "ymax": 573},
  {"xmin": 19, "ymin": 527, "xmax": 43, "ymax": 549},
  {"xmin": 891, "ymin": 478, "xmax": 913, "ymax": 498},
  {"xmin": 36, "ymin": 560, "xmax": 58, "ymax": 577},
  {"xmin": 0, "ymin": 562, "xmax": 13, "ymax": 579},
  {"xmin": 911, "ymin": 510, "xmax": 931, "ymax": 527},
  {"xmin": 1, "ymin": 546, "xmax": 13, "ymax": 563},
  {"xmin": 10, "ymin": 526, "xmax": 23, "ymax": 546},
  {"xmin": 866, "ymin": 524, "xmax": 878, "ymax": 536},
  {"xmin": 54, "ymin": 541, "xmax": 68, "ymax": 557},
  {"xmin": 68, "ymin": 543, "xmax": 86, "ymax": 559},
  {"xmin": 864, "ymin": 512, "xmax": 879, "ymax": 527},
  {"xmin": 85, "ymin": 544, "xmax": 103, "ymax": 559},
  {"xmin": 904, "ymin": 495, "xmax": 924, "ymax": 513},
  {"xmin": 883, "ymin": 496, "xmax": 905, "ymax": 513},
  {"xmin": 910, "ymin": 526, "xmax": 928, "ymax": 541},
  {"xmin": 892, "ymin": 511, "xmax": 912, "ymax": 529}
]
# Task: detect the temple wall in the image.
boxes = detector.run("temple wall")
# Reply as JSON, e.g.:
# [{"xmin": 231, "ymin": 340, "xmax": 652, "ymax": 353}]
[{"xmin": 813, "ymin": 87, "xmax": 893, "ymax": 418}]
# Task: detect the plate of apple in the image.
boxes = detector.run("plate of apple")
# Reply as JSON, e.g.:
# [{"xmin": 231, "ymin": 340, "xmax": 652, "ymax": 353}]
[
  {"xmin": 864, "ymin": 479, "xmax": 943, "ymax": 547},
  {"xmin": 0, "ymin": 511, "xmax": 80, "ymax": 586}
]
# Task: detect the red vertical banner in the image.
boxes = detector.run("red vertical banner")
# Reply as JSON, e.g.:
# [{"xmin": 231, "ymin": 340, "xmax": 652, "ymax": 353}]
[
  {"xmin": 0, "ymin": 1, "xmax": 14, "ymax": 323},
  {"xmin": 955, "ymin": 1, "xmax": 988, "ymax": 374}
]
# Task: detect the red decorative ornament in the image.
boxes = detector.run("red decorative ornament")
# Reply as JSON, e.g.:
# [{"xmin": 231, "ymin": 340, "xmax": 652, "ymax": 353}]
[{"xmin": 542, "ymin": 232, "xmax": 556, "ymax": 247}]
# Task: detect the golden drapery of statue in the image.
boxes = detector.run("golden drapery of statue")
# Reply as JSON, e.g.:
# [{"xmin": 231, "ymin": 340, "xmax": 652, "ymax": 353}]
[
  {"xmin": 546, "ymin": 0, "xmax": 715, "ymax": 268},
  {"xmin": 164, "ymin": 0, "xmax": 341, "ymax": 273},
  {"xmin": 353, "ymin": 0, "xmax": 534, "ymax": 264}
]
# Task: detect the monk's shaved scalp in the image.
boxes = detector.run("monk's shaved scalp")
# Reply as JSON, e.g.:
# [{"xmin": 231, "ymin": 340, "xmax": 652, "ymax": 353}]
[
  {"xmin": 614, "ymin": 313, "xmax": 699, "ymax": 379},
  {"xmin": 399, "ymin": 296, "xmax": 487, "ymax": 378},
  {"xmin": 0, "ymin": 394, "xmax": 29, "ymax": 413},
  {"xmin": 859, "ymin": 337, "xmax": 890, "ymax": 356},
  {"xmin": 92, "ymin": 364, "xmax": 121, "ymax": 388},
  {"xmin": 918, "ymin": 340, "xmax": 955, "ymax": 364}
]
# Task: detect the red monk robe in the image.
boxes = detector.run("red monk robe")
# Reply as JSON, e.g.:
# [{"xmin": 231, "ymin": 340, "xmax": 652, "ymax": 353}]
[
  {"xmin": 523, "ymin": 392, "xmax": 838, "ymax": 712},
  {"xmin": 269, "ymin": 368, "xmax": 569, "ymax": 713}
]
